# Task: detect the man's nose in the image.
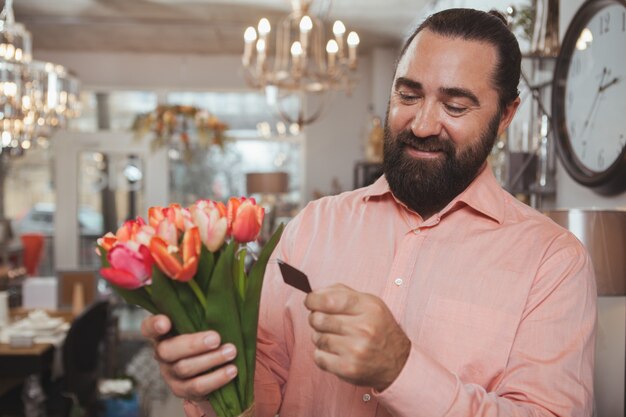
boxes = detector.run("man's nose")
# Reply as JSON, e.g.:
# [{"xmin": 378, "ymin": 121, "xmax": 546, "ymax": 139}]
[{"xmin": 410, "ymin": 100, "xmax": 442, "ymax": 138}]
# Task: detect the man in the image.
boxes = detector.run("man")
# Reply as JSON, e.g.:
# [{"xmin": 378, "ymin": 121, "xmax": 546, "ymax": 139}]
[{"xmin": 142, "ymin": 8, "xmax": 596, "ymax": 417}]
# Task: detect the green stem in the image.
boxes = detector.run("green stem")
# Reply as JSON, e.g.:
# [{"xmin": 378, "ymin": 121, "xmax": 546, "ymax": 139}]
[
  {"xmin": 144, "ymin": 286, "xmax": 152, "ymax": 296},
  {"xmin": 188, "ymin": 279, "xmax": 208, "ymax": 311},
  {"xmin": 237, "ymin": 248, "xmax": 247, "ymax": 301}
]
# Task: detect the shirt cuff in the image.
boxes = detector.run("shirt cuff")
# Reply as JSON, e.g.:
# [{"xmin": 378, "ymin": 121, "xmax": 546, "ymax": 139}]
[
  {"xmin": 373, "ymin": 344, "xmax": 459, "ymax": 417},
  {"xmin": 183, "ymin": 400, "xmax": 214, "ymax": 417}
]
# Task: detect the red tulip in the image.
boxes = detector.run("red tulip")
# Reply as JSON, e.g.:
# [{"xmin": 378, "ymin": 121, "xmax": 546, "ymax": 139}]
[
  {"xmin": 150, "ymin": 226, "xmax": 201, "ymax": 282},
  {"xmin": 100, "ymin": 242, "xmax": 154, "ymax": 289},
  {"xmin": 227, "ymin": 197, "xmax": 265, "ymax": 243}
]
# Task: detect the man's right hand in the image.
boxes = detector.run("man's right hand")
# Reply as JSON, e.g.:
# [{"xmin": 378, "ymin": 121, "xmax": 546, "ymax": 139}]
[{"xmin": 141, "ymin": 314, "xmax": 238, "ymax": 402}]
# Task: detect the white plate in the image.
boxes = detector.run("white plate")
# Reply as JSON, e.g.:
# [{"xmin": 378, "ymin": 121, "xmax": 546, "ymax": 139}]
[{"xmin": 25, "ymin": 317, "xmax": 63, "ymax": 331}]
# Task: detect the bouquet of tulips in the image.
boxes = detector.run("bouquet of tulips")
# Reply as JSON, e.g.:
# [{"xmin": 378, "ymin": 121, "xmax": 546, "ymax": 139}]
[{"xmin": 96, "ymin": 197, "xmax": 283, "ymax": 417}]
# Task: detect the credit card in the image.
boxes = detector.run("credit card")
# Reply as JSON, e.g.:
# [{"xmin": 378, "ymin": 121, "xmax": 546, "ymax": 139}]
[{"xmin": 277, "ymin": 259, "xmax": 312, "ymax": 293}]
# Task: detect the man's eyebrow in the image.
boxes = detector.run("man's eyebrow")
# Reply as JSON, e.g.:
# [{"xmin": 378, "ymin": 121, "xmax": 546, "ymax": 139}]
[
  {"xmin": 394, "ymin": 77, "xmax": 422, "ymax": 91},
  {"xmin": 439, "ymin": 87, "xmax": 480, "ymax": 107}
]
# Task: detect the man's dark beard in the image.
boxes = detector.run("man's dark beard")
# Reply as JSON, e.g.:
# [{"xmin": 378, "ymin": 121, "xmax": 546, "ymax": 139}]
[{"xmin": 382, "ymin": 112, "xmax": 500, "ymax": 218}]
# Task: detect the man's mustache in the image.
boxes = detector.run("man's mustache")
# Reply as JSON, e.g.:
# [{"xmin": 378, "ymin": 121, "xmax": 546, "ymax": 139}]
[{"xmin": 395, "ymin": 131, "xmax": 455, "ymax": 155}]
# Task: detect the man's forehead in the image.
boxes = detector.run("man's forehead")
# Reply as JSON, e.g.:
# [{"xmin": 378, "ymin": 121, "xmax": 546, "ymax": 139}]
[{"xmin": 395, "ymin": 30, "xmax": 498, "ymax": 94}]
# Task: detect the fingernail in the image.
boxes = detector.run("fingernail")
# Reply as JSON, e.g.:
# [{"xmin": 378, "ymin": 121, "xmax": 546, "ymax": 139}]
[
  {"xmin": 203, "ymin": 333, "xmax": 219, "ymax": 347},
  {"xmin": 155, "ymin": 320, "xmax": 166, "ymax": 333},
  {"xmin": 222, "ymin": 345, "xmax": 236, "ymax": 359},
  {"xmin": 225, "ymin": 365, "xmax": 238, "ymax": 379}
]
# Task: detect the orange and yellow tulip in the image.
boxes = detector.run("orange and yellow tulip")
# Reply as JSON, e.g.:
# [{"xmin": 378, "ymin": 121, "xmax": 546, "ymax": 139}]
[{"xmin": 150, "ymin": 226, "xmax": 201, "ymax": 282}]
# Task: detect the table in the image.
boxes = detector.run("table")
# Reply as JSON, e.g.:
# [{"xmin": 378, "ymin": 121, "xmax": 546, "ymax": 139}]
[{"xmin": 0, "ymin": 308, "xmax": 72, "ymax": 417}]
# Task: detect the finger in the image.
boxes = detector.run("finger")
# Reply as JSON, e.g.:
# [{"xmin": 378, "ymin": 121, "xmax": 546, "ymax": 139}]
[
  {"xmin": 168, "ymin": 344, "xmax": 237, "ymax": 379},
  {"xmin": 156, "ymin": 331, "xmax": 222, "ymax": 363},
  {"xmin": 311, "ymin": 331, "xmax": 343, "ymax": 355},
  {"xmin": 312, "ymin": 348, "xmax": 343, "ymax": 376},
  {"xmin": 305, "ymin": 285, "xmax": 360, "ymax": 315},
  {"xmin": 308, "ymin": 311, "xmax": 344, "ymax": 334},
  {"xmin": 169, "ymin": 364, "xmax": 238, "ymax": 401},
  {"xmin": 141, "ymin": 314, "xmax": 172, "ymax": 340}
]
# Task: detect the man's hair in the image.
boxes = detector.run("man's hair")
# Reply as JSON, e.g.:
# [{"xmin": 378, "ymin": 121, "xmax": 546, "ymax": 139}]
[{"xmin": 398, "ymin": 8, "xmax": 521, "ymax": 109}]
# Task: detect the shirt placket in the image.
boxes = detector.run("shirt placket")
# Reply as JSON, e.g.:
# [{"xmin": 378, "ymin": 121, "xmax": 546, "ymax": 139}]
[{"xmin": 347, "ymin": 227, "xmax": 425, "ymax": 417}]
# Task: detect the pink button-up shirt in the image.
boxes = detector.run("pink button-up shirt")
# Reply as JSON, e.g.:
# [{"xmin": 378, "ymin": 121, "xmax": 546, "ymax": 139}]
[{"xmin": 187, "ymin": 166, "xmax": 596, "ymax": 417}]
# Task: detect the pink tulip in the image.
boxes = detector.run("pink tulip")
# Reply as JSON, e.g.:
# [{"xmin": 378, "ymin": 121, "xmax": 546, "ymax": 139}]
[
  {"xmin": 227, "ymin": 197, "xmax": 265, "ymax": 243},
  {"xmin": 156, "ymin": 217, "xmax": 179, "ymax": 246},
  {"xmin": 189, "ymin": 200, "xmax": 228, "ymax": 252},
  {"xmin": 100, "ymin": 242, "xmax": 154, "ymax": 289}
]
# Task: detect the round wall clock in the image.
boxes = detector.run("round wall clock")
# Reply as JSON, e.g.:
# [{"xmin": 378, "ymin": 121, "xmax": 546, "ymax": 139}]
[{"xmin": 552, "ymin": 0, "xmax": 626, "ymax": 195}]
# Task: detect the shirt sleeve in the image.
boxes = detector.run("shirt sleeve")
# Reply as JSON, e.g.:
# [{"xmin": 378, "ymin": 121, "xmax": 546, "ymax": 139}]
[
  {"xmin": 374, "ymin": 236, "xmax": 597, "ymax": 417},
  {"xmin": 251, "ymin": 214, "xmax": 304, "ymax": 417}
]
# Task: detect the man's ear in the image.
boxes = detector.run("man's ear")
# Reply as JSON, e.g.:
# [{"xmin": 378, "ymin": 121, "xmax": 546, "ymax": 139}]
[{"xmin": 497, "ymin": 97, "xmax": 521, "ymax": 136}]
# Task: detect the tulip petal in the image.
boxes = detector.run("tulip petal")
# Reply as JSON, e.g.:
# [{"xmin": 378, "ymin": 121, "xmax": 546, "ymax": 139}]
[
  {"xmin": 150, "ymin": 236, "xmax": 183, "ymax": 279},
  {"xmin": 100, "ymin": 267, "xmax": 144, "ymax": 289},
  {"xmin": 232, "ymin": 202, "xmax": 263, "ymax": 243},
  {"xmin": 177, "ymin": 255, "xmax": 198, "ymax": 282}
]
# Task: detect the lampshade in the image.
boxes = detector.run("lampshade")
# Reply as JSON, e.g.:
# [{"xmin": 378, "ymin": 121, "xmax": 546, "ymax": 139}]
[
  {"xmin": 246, "ymin": 172, "xmax": 289, "ymax": 195},
  {"xmin": 545, "ymin": 209, "xmax": 626, "ymax": 296}
]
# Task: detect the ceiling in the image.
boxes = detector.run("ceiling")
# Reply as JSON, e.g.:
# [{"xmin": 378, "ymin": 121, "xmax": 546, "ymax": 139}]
[{"xmin": 11, "ymin": 0, "xmax": 432, "ymax": 56}]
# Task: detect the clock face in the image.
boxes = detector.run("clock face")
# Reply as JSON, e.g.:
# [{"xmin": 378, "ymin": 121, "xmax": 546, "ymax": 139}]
[{"xmin": 564, "ymin": 2, "xmax": 626, "ymax": 174}]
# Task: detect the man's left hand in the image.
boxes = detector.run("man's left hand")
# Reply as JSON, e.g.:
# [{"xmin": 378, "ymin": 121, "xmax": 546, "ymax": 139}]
[{"xmin": 304, "ymin": 284, "xmax": 411, "ymax": 391}]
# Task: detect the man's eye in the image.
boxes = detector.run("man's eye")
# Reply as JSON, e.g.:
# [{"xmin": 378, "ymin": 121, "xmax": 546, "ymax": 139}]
[
  {"xmin": 398, "ymin": 92, "xmax": 420, "ymax": 103},
  {"xmin": 445, "ymin": 104, "xmax": 467, "ymax": 114}
]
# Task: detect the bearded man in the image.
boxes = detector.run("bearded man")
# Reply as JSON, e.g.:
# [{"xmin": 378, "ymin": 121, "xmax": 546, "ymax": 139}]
[{"xmin": 143, "ymin": 8, "xmax": 596, "ymax": 417}]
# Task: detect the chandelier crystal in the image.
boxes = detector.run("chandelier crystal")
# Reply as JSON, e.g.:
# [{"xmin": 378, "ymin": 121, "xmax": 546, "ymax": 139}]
[
  {"xmin": 242, "ymin": 0, "xmax": 359, "ymax": 126},
  {"xmin": 0, "ymin": 0, "xmax": 79, "ymax": 156}
]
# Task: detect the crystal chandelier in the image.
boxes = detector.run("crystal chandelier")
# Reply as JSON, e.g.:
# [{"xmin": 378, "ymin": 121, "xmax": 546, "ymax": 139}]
[
  {"xmin": 242, "ymin": 0, "xmax": 359, "ymax": 126},
  {"xmin": 0, "ymin": 0, "xmax": 80, "ymax": 157}
]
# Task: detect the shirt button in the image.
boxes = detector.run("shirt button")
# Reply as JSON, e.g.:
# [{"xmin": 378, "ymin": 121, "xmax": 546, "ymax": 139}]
[
  {"xmin": 362, "ymin": 393, "xmax": 371, "ymax": 402},
  {"xmin": 394, "ymin": 278, "xmax": 403, "ymax": 286}
]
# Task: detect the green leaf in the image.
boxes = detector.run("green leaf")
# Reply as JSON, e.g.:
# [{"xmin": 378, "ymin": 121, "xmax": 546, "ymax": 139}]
[
  {"xmin": 203, "ymin": 240, "xmax": 245, "ymax": 412},
  {"xmin": 110, "ymin": 284, "xmax": 160, "ymax": 315},
  {"xmin": 150, "ymin": 266, "xmax": 197, "ymax": 335},
  {"xmin": 172, "ymin": 280, "xmax": 207, "ymax": 331},
  {"xmin": 241, "ymin": 224, "xmax": 284, "ymax": 405},
  {"xmin": 196, "ymin": 246, "xmax": 215, "ymax": 294},
  {"xmin": 97, "ymin": 245, "xmax": 110, "ymax": 268}
]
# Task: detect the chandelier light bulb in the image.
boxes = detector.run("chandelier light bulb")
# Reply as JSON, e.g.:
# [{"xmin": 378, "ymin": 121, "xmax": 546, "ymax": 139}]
[
  {"xmin": 241, "ymin": 4, "xmax": 360, "ymax": 127},
  {"xmin": 244, "ymin": 26, "xmax": 258, "ymax": 43},
  {"xmin": 256, "ymin": 38, "xmax": 266, "ymax": 54},
  {"xmin": 290, "ymin": 41, "xmax": 303, "ymax": 57},
  {"xmin": 299, "ymin": 16, "xmax": 313, "ymax": 33},
  {"xmin": 258, "ymin": 18, "xmax": 271, "ymax": 36},
  {"xmin": 326, "ymin": 39, "xmax": 339, "ymax": 54},
  {"xmin": 332, "ymin": 20, "xmax": 346, "ymax": 35},
  {"xmin": 347, "ymin": 31, "xmax": 360, "ymax": 47}
]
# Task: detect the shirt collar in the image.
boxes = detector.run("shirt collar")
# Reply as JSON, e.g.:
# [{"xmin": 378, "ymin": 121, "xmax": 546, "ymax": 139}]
[{"xmin": 361, "ymin": 164, "xmax": 505, "ymax": 224}]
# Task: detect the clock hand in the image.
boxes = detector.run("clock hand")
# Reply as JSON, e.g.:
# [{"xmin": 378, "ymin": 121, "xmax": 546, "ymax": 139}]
[
  {"xmin": 582, "ymin": 68, "xmax": 608, "ymax": 131},
  {"xmin": 599, "ymin": 77, "xmax": 620, "ymax": 93}
]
